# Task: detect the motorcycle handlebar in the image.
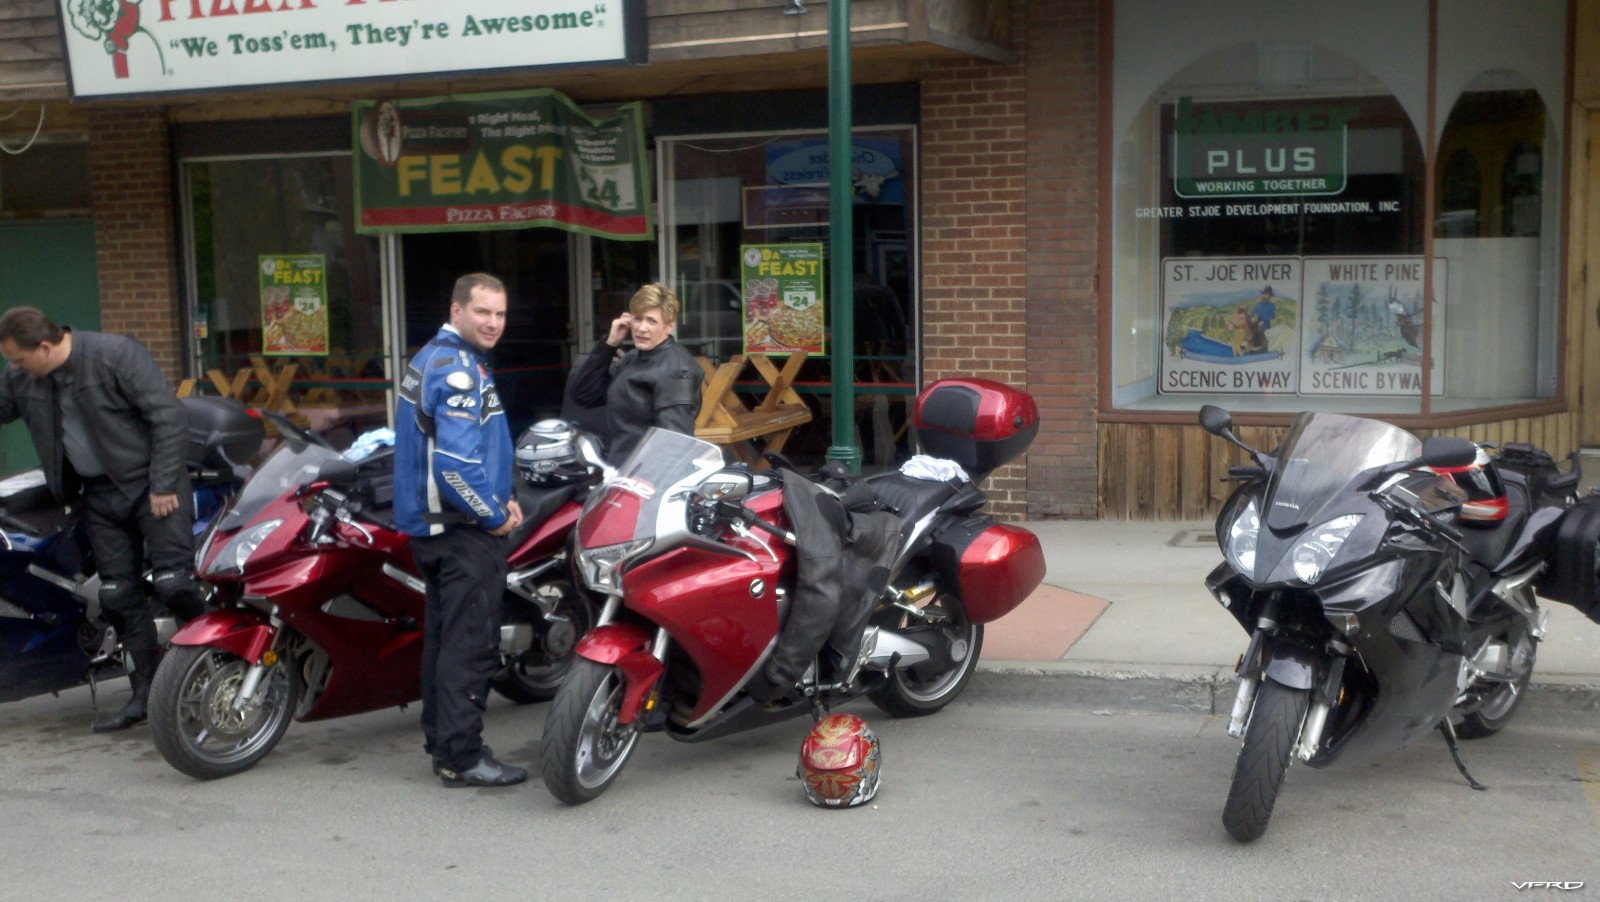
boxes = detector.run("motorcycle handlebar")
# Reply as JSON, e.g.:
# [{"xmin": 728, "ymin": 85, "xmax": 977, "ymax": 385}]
[
  {"xmin": 1374, "ymin": 490, "xmax": 1466, "ymax": 551},
  {"xmin": 715, "ymin": 500, "xmax": 796, "ymax": 544}
]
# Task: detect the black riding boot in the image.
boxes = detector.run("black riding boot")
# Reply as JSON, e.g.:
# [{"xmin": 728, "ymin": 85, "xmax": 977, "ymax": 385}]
[{"xmin": 92, "ymin": 645, "xmax": 161, "ymax": 733}]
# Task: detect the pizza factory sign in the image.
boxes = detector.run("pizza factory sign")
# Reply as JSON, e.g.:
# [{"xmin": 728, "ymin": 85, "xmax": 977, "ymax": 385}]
[{"xmin": 56, "ymin": 0, "xmax": 645, "ymax": 99}]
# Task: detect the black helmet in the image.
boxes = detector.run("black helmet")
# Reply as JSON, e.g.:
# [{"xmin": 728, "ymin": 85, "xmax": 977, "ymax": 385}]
[{"xmin": 516, "ymin": 419, "xmax": 599, "ymax": 486}]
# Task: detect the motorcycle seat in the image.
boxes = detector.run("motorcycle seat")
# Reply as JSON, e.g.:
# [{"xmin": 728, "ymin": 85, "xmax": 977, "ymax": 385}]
[
  {"xmin": 865, "ymin": 472, "xmax": 963, "ymax": 529},
  {"xmin": 1458, "ymin": 473, "xmax": 1532, "ymax": 571},
  {"xmin": 508, "ymin": 481, "xmax": 589, "ymax": 546}
]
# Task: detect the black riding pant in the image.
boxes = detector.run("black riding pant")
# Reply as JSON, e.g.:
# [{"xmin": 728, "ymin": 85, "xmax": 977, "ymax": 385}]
[
  {"xmin": 81, "ymin": 475, "xmax": 196, "ymax": 656},
  {"xmin": 412, "ymin": 527, "xmax": 508, "ymax": 773}
]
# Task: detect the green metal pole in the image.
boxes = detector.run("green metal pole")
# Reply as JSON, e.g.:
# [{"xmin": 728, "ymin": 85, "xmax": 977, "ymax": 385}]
[{"xmin": 825, "ymin": 0, "xmax": 861, "ymax": 471}]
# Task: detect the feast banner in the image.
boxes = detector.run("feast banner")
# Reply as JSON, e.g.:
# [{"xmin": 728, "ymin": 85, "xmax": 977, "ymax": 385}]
[
  {"xmin": 353, "ymin": 89, "xmax": 652, "ymax": 240},
  {"xmin": 259, "ymin": 254, "xmax": 328, "ymax": 356},
  {"xmin": 740, "ymin": 244, "xmax": 826, "ymax": 356}
]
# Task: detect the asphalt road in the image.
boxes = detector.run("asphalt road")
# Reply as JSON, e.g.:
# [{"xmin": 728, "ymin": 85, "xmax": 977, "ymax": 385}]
[{"xmin": 2, "ymin": 675, "xmax": 1597, "ymax": 902}]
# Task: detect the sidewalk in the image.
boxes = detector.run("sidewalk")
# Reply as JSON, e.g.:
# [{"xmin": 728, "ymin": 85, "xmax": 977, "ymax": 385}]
[{"xmin": 974, "ymin": 520, "xmax": 1600, "ymax": 716}]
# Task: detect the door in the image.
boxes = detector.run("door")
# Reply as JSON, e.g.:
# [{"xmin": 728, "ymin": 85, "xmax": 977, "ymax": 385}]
[
  {"xmin": 399, "ymin": 230, "xmax": 571, "ymax": 438},
  {"xmin": 0, "ymin": 219, "xmax": 100, "ymax": 475},
  {"xmin": 1584, "ymin": 111, "xmax": 1600, "ymax": 447}
]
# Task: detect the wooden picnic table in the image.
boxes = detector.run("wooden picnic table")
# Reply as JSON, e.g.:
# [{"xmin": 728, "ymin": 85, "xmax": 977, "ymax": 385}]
[
  {"xmin": 176, "ymin": 356, "xmax": 395, "ymax": 438},
  {"xmin": 693, "ymin": 353, "xmax": 812, "ymax": 466}
]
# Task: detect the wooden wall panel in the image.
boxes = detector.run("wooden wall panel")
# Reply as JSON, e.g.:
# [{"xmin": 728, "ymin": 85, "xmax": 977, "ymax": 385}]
[{"xmin": 1097, "ymin": 411, "xmax": 1577, "ymax": 521}]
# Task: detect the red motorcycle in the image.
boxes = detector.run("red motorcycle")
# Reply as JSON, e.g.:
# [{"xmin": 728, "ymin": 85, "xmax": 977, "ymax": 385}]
[
  {"xmin": 148, "ymin": 418, "xmax": 605, "ymax": 780},
  {"xmin": 541, "ymin": 378, "xmax": 1046, "ymax": 804}
]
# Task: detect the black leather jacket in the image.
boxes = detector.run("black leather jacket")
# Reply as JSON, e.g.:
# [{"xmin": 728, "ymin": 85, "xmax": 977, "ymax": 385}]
[
  {"xmin": 568, "ymin": 336, "xmax": 702, "ymax": 461},
  {"xmin": 0, "ymin": 329, "xmax": 187, "ymax": 503}
]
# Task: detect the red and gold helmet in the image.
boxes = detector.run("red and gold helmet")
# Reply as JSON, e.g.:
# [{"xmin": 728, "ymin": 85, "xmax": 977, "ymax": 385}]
[{"xmin": 797, "ymin": 713, "xmax": 881, "ymax": 809}]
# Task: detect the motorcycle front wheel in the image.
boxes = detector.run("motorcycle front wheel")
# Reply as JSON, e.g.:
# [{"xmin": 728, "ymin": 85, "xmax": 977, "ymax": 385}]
[
  {"xmin": 868, "ymin": 596, "xmax": 983, "ymax": 718},
  {"xmin": 149, "ymin": 644, "xmax": 302, "ymax": 780},
  {"xmin": 491, "ymin": 584, "xmax": 596, "ymax": 704},
  {"xmin": 541, "ymin": 659, "xmax": 641, "ymax": 805},
  {"xmin": 1222, "ymin": 676, "xmax": 1309, "ymax": 843}
]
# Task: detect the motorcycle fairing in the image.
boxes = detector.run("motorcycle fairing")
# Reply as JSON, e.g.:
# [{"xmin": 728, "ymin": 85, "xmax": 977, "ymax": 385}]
[
  {"xmin": 622, "ymin": 543, "xmax": 786, "ymax": 724},
  {"xmin": 170, "ymin": 608, "xmax": 276, "ymax": 662},
  {"xmin": 1210, "ymin": 552, "xmax": 1467, "ymax": 765},
  {"xmin": 574, "ymin": 622, "xmax": 662, "ymax": 724}
]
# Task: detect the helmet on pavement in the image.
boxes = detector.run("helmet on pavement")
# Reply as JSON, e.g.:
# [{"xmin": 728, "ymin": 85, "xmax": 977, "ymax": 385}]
[{"xmin": 797, "ymin": 713, "xmax": 881, "ymax": 808}]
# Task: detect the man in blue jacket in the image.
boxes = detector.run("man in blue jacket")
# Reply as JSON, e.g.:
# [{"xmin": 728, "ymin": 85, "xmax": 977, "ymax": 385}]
[{"xmin": 395, "ymin": 273, "xmax": 525, "ymax": 788}]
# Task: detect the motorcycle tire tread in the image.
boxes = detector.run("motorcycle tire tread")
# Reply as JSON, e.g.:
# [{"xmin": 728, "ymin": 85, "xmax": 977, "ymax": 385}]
[
  {"xmin": 540, "ymin": 659, "xmax": 637, "ymax": 806},
  {"xmin": 1222, "ymin": 677, "xmax": 1309, "ymax": 843}
]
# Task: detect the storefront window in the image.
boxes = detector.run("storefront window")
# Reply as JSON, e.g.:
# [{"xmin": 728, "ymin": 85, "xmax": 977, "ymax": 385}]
[
  {"xmin": 1110, "ymin": 0, "xmax": 1567, "ymax": 418},
  {"xmin": 658, "ymin": 128, "xmax": 917, "ymax": 465},
  {"xmin": 184, "ymin": 153, "xmax": 385, "ymax": 438},
  {"xmin": 1433, "ymin": 0, "xmax": 1567, "ymax": 411}
]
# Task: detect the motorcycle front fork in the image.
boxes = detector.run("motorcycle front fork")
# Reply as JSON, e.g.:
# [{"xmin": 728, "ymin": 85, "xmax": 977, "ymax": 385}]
[
  {"xmin": 1228, "ymin": 618, "xmax": 1348, "ymax": 763},
  {"xmin": 231, "ymin": 610, "xmax": 286, "ymax": 713}
]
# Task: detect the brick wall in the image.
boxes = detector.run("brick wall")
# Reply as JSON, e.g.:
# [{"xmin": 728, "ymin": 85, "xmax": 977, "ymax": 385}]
[
  {"xmin": 1023, "ymin": 0, "xmax": 1099, "ymax": 518},
  {"xmin": 88, "ymin": 107, "xmax": 184, "ymax": 380},
  {"xmin": 919, "ymin": 4, "xmax": 1030, "ymax": 519},
  {"xmin": 919, "ymin": 0, "xmax": 1100, "ymax": 520}
]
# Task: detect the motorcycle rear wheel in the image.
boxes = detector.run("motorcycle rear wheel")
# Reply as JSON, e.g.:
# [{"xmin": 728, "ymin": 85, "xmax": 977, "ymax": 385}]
[
  {"xmin": 1222, "ymin": 677, "xmax": 1309, "ymax": 843},
  {"xmin": 868, "ymin": 597, "xmax": 983, "ymax": 718},
  {"xmin": 491, "ymin": 584, "xmax": 595, "ymax": 704},
  {"xmin": 541, "ymin": 659, "xmax": 640, "ymax": 805},
  {"xmin": 1456, "ymin": 622, "xmax": 1537, "ymax": 739},
  {"xmin": 149, "ymin": 644, "xmax": 301, "ymax": 781}
]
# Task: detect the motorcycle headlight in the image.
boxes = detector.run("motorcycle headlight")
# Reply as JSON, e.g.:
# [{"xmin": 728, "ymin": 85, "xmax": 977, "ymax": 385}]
[
  {"xmin": 205, "ymin": 519, "xmax": 284, "ymax": 577},
  {"xmin": 576, "ymin": 538, "xmax": 652, "ymax": 593},
  {"xmin": 1226, "ymin": 498, "xmax": 1261, "ymax": 574},
  {"xmin": 1290, "ymin": 514, "xmax": 1363, "ymax": 585}
]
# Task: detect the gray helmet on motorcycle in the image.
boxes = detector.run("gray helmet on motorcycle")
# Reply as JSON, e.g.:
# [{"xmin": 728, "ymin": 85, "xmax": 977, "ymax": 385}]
[
  {"xmin": 515, "ymin": 419, "xmax": 591, "ymax": 486},
  {"xmin": 797, "ymin": 713, "xmax": 881, "ymax": 808}
]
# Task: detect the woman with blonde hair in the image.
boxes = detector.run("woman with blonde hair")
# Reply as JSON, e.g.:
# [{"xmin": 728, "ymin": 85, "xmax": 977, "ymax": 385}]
[{"xmin": 568, "ymin": 282, "xmax": 703, "ymax": 460}]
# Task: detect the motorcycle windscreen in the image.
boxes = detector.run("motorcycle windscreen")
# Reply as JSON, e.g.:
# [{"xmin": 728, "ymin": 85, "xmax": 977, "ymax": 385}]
[
  {"xmin": 577, "ymin": 427, "xmax": 725, "ymax": 549},
  {"xmin": 215, "ymin": 442, "xmax": 345, "ymax": 532},
  {"xmin": 1263, "ymin": 413, "xmax": 1421, "ymax": 531}
]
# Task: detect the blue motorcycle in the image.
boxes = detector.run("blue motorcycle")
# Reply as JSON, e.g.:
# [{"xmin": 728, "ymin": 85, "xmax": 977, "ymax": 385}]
[{"xmin": 0, "ymin": 396, "xmax": 262, "ymax": 704}]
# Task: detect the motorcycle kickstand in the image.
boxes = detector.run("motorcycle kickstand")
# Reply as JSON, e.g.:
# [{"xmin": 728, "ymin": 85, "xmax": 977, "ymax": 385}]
[
  {"xmin": 807, "ymin": 696, "xmax": 830, "ymax": 724},
  {"xmin": 1438, "ymin": 719, "xmax": 1488, "ymax": 791}
]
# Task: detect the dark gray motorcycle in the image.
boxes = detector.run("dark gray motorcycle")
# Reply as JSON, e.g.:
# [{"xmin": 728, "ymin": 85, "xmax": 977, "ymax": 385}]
[{"xmin": 1198, "ymin": 405, "xmax": 1595, "ymax": 842}]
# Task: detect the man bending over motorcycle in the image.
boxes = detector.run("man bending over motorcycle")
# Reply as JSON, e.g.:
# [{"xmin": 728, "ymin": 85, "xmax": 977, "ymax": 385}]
[{"xmin": 0, "ymin": 306, "xmax": 206, "ymax": 732}]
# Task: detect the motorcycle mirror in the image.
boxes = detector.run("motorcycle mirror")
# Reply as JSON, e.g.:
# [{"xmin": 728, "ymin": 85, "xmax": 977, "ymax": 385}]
[
  {"xmin": 1198, "ymin": 405, "xmax": 1233, "ymax": 437},
  {"xmin": 1417, "ymin": 436, "xmax": 1477, "ymax": 470},
  {"xmin": 697, "ymin": 470, "xmax": 753, "ymax": 503},
  {"xmin": 1199, "ymin": 404, "xmax": 1267, "ymax": 464}
]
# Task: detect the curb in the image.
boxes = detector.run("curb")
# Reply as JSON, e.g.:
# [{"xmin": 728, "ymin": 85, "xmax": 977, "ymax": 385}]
[{"xmin": 970, "ymin": 661, "xmax": 1600, "ymax": 721}]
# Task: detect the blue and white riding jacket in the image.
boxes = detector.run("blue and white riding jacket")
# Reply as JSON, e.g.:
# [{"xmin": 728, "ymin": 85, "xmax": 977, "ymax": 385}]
[{"xmin": 394, "ymin": 326, "xmax": 513, "ymax": 537}]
